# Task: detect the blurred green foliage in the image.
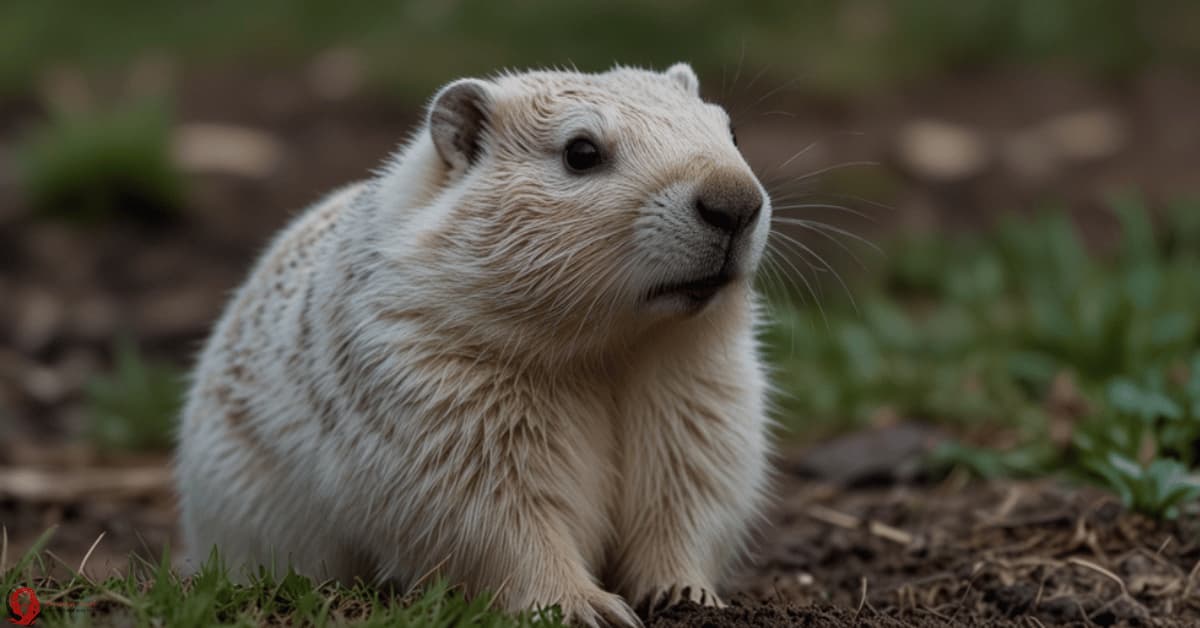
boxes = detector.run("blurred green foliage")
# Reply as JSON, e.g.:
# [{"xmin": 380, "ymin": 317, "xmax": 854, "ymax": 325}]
[
  {"xmin": 764, "ymin": 196, "xmax": 1200, "ymax": 517},
  {"xmin": 18, "ymin": 98, "xmax": 184, "ymax": 225},
  {"xmin": 86, "ymin": 339, "xmax": 184, "ymax": 452},
  {"xmin": 1, "ymin": 0, "xmax": 1197, "ymax": 100},
  {"xmin": 767, "ymin": 197, "xmax": 1200, "ymax": 428}
]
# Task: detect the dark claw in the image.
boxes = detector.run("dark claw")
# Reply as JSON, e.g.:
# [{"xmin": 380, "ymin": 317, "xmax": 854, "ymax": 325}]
[{"xmin": 652, "ymin": 588, "xmax": 672, "ymax": 614}]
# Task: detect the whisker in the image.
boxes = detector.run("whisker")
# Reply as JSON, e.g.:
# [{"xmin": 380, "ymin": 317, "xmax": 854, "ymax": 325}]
[
  {"xmin": 734, "ymin": 77, "xmax": 803, "ymax": 126},
  {"xmin": 772, "ymin": 232, "xmax": 832, "ymax": 283},
  {"xmin": 744, "ymin": 64, "xmax": 772, "ymax": 94},
  {"xmin": 759, "ymin": 256, "xmax": 802, "ymax": 357},
  {"xmin": 750, "ymin": 76, "xmax": 802, "ymax": 107},
  {"xmin": 770, "ymin": 202, "xmax": 877, "ymax": 223},
  {"xmin": 732, "ymin": 41, "xmax": 747, "ymax": 94},
  {"xmin": 819, "ymin": 191, "xmax": 897, "ymax": 213},
  {"xmin": 774, "ymin": 160, "xmax": 880, "ymax": 187},
  {"xmin": 756, "ymin": 252, "xmax": 782, "ymax": 297},
  {"xmin": 773, "ymin": 230, "xmax": 859, "ymax": 313},
  {"xmin": 763, "ymin": 128, "xmax": 873, "ymax": 180},
  {"xmin": 761, "ymin": 251, "xmax": 804, "ymax": 308},
  {"xmin": 767, "ymin": 235, "xmax": 831, "ymax": 327},
  {"xmin": 778, "ymin": 223, "xmax": 869, "ymax": 272},
  {"xmin": 774, "ymin": 140, "xmax": 822, "ymax": 175},
  {"xmin": 721, "ymin": 62, "xmax": 728, "ymax": 100},
  {"xmin": 772, "ymin": 217, "xmax": 885, "ymax": 256},
  {"xmin": 773, "ymin": 219, "xmax": 870, "ymax": 271},
  {"xmin": 725, "ymin": 63, "xmax": 775, "ymax": 123}
]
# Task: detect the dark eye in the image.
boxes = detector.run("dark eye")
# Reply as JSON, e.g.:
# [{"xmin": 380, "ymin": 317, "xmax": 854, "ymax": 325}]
[
  {"xmin": 729, "ymin": 122, "xmax": 738, "ymax": 147},
  {"xmin": 564, "ymin": 138, "xmax": 602, "ymax": 173}
]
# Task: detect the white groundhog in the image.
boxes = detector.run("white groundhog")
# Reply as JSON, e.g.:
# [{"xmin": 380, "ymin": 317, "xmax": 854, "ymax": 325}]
[{"xmin": 175, "ymin": 63, "xmax": 772, "ymax": 626}]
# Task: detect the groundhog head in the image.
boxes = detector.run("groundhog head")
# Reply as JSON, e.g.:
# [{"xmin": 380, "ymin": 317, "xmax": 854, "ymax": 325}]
[{"xmin": 407, "ymin": 63, "xmax": 770, "ymax": 353}]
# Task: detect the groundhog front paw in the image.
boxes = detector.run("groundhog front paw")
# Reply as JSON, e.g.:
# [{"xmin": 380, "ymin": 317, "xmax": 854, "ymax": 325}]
[
  {"xmin": 640, "ymin": 584, "xmax": 725, "ymax": 616},
  {"xmin": 554, "ymin": 589, "xmax": 642, "ymax": 628}
]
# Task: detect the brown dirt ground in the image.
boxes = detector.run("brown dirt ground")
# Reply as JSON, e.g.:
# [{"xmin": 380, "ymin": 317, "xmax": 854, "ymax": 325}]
[
  {"xmin": 718, "ymin": 474, "xmax": 1200, "ymax": 627},
  {"xmin": 3, "ymin": 66, "xmax": 1200, "ymax": 626}
]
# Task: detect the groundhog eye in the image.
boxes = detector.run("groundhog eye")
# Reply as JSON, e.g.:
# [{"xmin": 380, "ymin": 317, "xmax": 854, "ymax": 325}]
[
  {"xmin": 730, "ymin": 122, "xmax": 738, "ymax": 147},
  {"xmin": 563, "ymin": 138, "xmax": 602, "ymax": 173}
]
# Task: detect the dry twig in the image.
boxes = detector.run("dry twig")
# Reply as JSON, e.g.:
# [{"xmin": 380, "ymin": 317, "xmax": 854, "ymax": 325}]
[
  {"xmin": 806, "ymin": 504, "xmax": 859, "ymax": 529},
  {"xmin": 1068, "ymin": 556, "xmax": 1128, "ymax": 597},
  {"xmin": 0, "ymin": 466, "xmax": 171, "ymax": 501}
]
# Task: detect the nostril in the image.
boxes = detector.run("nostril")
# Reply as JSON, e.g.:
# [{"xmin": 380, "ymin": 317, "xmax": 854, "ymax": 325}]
[{"xmin": 695, "ymin": 198, "xmax": 738, "ymax": 233}]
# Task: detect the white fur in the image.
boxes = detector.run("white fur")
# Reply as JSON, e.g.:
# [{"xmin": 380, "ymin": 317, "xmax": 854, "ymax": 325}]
[{"xmin": 175, "ymin": 63, "xmax": 772, "ymax": 627}]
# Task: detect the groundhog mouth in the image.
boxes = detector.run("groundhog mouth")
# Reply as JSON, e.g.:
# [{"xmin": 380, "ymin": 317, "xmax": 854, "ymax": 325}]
[{"xmin": 648, "ymin": 272, "xmax": 736, "ymax": 304}]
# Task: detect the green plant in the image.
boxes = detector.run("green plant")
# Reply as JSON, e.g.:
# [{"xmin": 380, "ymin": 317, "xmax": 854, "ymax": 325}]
[
  {"xmin": 1079, "ymin": 455, "xmax": 1200, "ymax": 519},
  {"xmin": 1, "ymin": 530, "xmax": 566, "ymax": 627},
  {"xmin": 928, "ymin": 439, "xmax": 1058, "ymax": 479},
  {"xmin": 764, "ymin": 196, "xmax": 1200, "ymax": 517},
  {"xmin": 86, "ymin": 339, "xmax": 184, "ymax": 452},
  {"xmin": 1071, "ymin": 355, "xmax": 1200, "ymax": 517},
  {"xmin": 19, "ymin": 98, "xmax": 184, "ymax": 226}
]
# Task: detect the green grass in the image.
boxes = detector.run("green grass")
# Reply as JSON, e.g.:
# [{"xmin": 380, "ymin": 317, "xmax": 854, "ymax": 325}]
[
  {"xmin": 1, "ymin": 530, "xmax": 565, "ymax": 627},
  {"xmin": 763, "ymin": 195, "xmax": 1200, "ymax": 517},
  {"xmin": 17, "ymin": 98, "xmax": 184, "ymax": 226},
  {"xmin": 1, "ymin": 1, "xmax": 1198, "ymax": 101},
  {"xmin": 85, "ymin": 339, "xmax": 185, "ymax": 453}
]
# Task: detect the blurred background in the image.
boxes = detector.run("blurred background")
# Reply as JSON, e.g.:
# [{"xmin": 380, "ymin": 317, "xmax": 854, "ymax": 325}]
[{"xmin": 2, "ymin": 0, "xmax": 1200, "ymax": 578}]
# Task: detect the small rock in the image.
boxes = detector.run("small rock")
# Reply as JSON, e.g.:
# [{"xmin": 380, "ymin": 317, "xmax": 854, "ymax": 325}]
[
  {"xmin": 895, "ymin": 119, "xmax": 990, "ymax": 183},
  {"xmin": 23, "ymin": 364, "xmax": 66, "ymax": 404},
  {"xmin": 172, "ymin": 122, "xmax": 283, "ymax": 178},
  {"xmin": 792, "ymin": 423, "xmax": 944, "ymax": 486},
  {"xmin": 19, "ymin": 351, "xmax": 96, "ymax": 407},
  {"xmin": 308, "ymin": 47, "xmax": 365, "ymax": 101},
  {"xmin": 1040, "ymin": 108, "xmax": 1126, "ymax": 162}
]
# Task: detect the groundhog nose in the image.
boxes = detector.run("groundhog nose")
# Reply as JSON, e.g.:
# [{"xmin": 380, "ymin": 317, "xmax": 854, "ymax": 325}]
[{"xmin": 694, "ymin": 172, "xmax": 763, "ymax": 236}]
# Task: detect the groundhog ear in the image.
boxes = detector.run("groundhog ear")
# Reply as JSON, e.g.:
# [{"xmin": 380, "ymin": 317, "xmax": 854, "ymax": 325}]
[
  {"xmin": 428, "ymin": 78, "xmax": 493, "ymax": 173},
  {"xmin": 665, "ymin": 62, "xmax": 700, "ymax": 97}
]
